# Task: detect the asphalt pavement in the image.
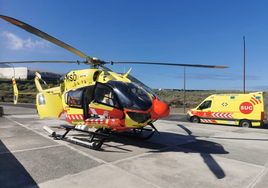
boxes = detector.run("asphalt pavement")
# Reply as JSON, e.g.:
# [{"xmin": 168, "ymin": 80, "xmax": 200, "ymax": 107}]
[{"xmin": 0, "ymin": 103, "xmax": 268, "ymax": 188}]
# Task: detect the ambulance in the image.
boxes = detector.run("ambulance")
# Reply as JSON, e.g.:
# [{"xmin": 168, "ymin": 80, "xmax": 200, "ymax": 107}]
[{"xmin": 186, "ymin": 92, "xmax": 267, "ymax": 127}]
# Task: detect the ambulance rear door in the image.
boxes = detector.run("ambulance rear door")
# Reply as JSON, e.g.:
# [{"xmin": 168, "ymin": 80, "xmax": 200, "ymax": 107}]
[{"xmin": 261, "ymin": 92, "xmax": 267, "ymax": 123}]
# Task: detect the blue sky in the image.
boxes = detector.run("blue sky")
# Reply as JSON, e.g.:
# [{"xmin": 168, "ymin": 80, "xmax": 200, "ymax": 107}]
[{"xmin": 0, "ymin": 0, "xmax": 267, "ymax": 91}]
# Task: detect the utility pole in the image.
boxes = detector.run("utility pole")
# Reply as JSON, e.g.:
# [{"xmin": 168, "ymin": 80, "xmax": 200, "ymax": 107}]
[
  {"xmin": 243, "ymin": 36, "xmax": 246, "ymax": 94},
  {"xmin": 183, "ymin": 66, "xmax": 185, "ymax": 114}
]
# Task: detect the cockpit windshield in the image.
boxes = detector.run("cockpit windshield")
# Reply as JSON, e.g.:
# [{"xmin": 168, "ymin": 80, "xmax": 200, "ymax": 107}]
[
  {"xmin": 140, "ymin": 85, "xmax": 163, "ymax": 102},
  {"xmin": 107, "ymin": 81, "xmax": 152, "ymax": 111}
]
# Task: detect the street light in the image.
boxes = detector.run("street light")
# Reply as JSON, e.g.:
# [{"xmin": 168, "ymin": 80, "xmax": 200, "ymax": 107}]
[{"xmin": 8, "ymin": 63, "xmax": 15, "ymax": 79}]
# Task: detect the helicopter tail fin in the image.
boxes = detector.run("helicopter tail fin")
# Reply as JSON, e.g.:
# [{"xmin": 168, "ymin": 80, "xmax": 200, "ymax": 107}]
[
  {"xmin": 123, "ymin": 68, "xmax": 132, "ymax": 78},
  {"xmin": 12, "ymin": 77, "xmax": 19, "ymax": 104}
]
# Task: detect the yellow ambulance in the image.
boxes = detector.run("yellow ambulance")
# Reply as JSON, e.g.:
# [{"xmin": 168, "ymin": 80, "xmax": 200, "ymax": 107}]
[{"xmin": 186, "ymin": 92, "xmax": 267, "ymax": 127}]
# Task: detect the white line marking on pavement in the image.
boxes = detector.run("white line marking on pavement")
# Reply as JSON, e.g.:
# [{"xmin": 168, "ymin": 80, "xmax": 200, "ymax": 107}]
[
  {"xmin": 0, "ymin": 144, "xmax": 62, "ymax": 155},
  {"xmin": 248, "ymin": 164, "xmax": 268, "ymax": 188},
  {"xmin": 5, "ymin": 117, "xmax": 107, "ymax": 164}
]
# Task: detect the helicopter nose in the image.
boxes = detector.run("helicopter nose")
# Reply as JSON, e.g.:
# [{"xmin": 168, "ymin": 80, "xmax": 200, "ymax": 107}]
[{"xmin": 151, "ymin": 98, "xmax": 170, "ymax": 119}]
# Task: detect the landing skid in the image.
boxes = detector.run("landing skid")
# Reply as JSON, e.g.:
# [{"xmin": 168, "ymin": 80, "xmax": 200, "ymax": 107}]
[
  {"xmin": 134, "ymin": 123, "xmax": 160, "ymax": 140},
  {"xmin": 132, "ymin": 128, "xmax": 155, "ymax": 140},
  {"xmin": 43, "ymin": 125, "xmax": 110, "ymax": 150},
  {"xmin": 42, "ymin": 123, "xmax": 159, "ymax": 150},
  {"xmin": 115, "ymin": 123, "xmax": 159, "ymax": 140}
]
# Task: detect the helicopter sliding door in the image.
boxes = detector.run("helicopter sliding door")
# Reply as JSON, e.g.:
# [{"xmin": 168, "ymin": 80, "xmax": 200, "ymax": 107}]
[
  {"xmin": 36, "ymin": 92, "xmax": 63, "ymax": 119},
  {"xmin": 89, "ymin": 82, "xmax": 123, "ymax": 119}
]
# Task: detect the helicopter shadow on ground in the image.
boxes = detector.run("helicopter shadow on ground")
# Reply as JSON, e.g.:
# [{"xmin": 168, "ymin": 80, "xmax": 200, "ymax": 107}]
[
  {"xmin": 174, "ymin": 124, "xmax": 229, "ymax": 179},
  {"xmin": 0, "ymin": 140, "xmax": 38, "ymax": 188},
  {"xmin": 52, "ymin": 123, "xmax": 228, "ymax": 179}
]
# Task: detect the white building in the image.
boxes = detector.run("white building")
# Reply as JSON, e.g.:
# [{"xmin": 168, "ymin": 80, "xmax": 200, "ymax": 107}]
[{"xmin": 0, "ymin": 67, "xmax": 65, "ymax": 80}]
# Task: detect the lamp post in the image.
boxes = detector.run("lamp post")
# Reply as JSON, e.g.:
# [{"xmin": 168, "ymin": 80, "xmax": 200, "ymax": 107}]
[{"xmin": 8, "ymin": 63, "xmax": 15, "ymax": 79}]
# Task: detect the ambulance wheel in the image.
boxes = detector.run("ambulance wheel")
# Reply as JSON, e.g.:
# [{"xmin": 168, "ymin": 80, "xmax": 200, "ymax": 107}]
[
  {"xmin": 240, "ymin": 120, "xmax": 251, "ymax": 128},
  {"xmin": 191, "ymin": 116, "xmax": 200, "ymax": 123}
]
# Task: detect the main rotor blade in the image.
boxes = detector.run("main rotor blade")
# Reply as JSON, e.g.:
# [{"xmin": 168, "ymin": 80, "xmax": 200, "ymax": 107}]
[
  {"xmin": 0, "ymin": 61, "xmax": 77, "ymax": 64},
  {"xmin": 100, "ymin": 65, "xmax": 112, "ymax": 71},
  {"xmin": 0, "ymin": 15, "xmax": 90, "ymax": 61},
  {"xmin": 110, "ymin": 62, "xmax": 228, "ymax": 68}
]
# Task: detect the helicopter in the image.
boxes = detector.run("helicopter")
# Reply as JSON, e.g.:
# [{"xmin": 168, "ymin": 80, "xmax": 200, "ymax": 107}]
[{"xmin": 0, "ymin": 15, "xmax": 228, "ymax": 150}]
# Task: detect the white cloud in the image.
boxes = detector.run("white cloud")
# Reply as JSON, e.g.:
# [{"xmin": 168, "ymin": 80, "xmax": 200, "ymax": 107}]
[{"xmin": 1, "ymin": 31, "xmax": 49, "ymax": 50}]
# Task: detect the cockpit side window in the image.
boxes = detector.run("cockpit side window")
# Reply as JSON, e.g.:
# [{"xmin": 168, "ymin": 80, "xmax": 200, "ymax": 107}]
[
  {"xmin": 66, "ymin": 89, "xmax": 83, "ymax": 108},
  {"xmin": 94, "ymin": 84, "xmax": 119, "ymax": 107},
  {"xmin": 107, "ymin": 81, "xmax": 152, "ymax": 111},
  {"xmin": 198, "ymin": 100, "xmax": 212, "ymax": 110}
]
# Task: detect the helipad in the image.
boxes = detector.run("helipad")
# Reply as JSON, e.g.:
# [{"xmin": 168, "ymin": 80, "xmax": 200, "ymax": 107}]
[{"xmin": 0, "ymin": 103, "xmax": 268, "ymax": 188}]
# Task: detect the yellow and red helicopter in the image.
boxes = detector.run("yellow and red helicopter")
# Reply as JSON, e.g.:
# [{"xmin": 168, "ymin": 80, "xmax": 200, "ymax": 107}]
[{"xmin": 0, "ymin": 15, "xmax": 228, "ymax": 149}]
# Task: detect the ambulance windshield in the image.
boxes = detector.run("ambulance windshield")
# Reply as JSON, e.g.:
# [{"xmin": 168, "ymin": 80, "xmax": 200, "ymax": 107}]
[{"xmin": 198, "ymin": 100, "xmax": 212, "ymax": 110}]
